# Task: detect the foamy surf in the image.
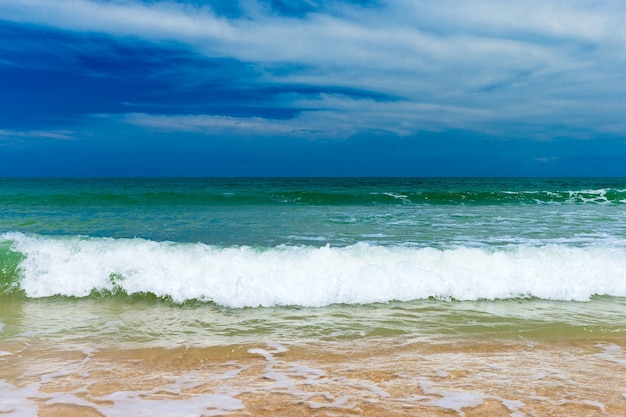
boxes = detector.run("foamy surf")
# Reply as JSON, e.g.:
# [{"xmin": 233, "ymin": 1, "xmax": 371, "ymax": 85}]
[
  {"xmin": 2, "ymin": 339, "xmax": 626, "ymax": 417},
  {"xmin": 2, "ymin": 232, "xmax": 625, "ymax": 307}
]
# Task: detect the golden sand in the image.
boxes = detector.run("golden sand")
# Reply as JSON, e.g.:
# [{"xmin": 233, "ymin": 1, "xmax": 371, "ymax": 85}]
[{"xmin": 2, "ymin": 336, "xmax": 626, "ymax": 416}]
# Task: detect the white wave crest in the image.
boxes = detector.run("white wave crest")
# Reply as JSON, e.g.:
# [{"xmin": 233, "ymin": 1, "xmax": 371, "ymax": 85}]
[{"xmin": 3, "ymin": 232, "xmax": 626, "ymax": 307}]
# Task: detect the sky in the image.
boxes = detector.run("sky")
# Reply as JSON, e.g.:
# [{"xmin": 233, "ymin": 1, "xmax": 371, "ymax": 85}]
[{"xmin": 1, "ymin": 0, "xmax": 626, "ymax": 177}]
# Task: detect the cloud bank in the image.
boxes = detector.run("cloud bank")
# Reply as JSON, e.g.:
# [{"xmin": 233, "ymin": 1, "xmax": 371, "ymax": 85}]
[{"xmin": 2, "ymin": 0, "xmax": 626, "ymax": 175}]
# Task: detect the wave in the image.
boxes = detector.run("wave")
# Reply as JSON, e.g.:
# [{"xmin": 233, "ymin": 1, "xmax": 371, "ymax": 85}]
[
  {"xmin": 3, "ymin": 179, "xmax": 626, "ymax": 207},
  {"xmin": 36, "ymin": 188, "xmax": 626, "ymax": 206},
  {"xmin": 2, "ymin": 232, "xmax": 626, "ymax": 307}
]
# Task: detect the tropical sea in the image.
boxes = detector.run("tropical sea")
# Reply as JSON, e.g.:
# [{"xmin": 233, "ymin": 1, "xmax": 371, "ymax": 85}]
[{"xmin": 1, "ymin": 177, "xmax": 626, "ymax": 416}]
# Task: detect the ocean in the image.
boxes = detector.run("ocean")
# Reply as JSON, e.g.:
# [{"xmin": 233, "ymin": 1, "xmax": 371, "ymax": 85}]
[{"xmin": 1, "ymin": 177, "xmax": 626, "ymax": 416}]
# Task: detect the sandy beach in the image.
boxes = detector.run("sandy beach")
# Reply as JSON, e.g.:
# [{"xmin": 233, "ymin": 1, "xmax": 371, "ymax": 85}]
[{"xmin": 3, "ymin": 335, "xmax": 626, "ymax": 416}]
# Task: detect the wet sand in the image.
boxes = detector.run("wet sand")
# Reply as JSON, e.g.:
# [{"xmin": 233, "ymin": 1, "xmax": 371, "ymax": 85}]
[{"xmin": 2, "ymin": 336, "xmax": 626, "ymax": 416}]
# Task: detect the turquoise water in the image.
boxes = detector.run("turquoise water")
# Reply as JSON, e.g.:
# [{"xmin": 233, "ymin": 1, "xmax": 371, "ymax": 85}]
[
  {"xmin": 3, "ymin": 177, "xmax": 626, "ymax": 248},
  {"xmin": 1, "ymin": 177, "xmax": 626, "ymax": 341}
]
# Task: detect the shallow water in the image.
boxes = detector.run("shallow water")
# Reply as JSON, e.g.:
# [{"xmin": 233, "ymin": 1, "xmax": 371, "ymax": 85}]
[
  {"xmin": 2, "ymin": 328, "xmax": 626, "ymax": 416},
  {"xmin": 3, "ymin": 296, "xmax": 626, "ymax": 347},
  {"xmin": 3, "ymin": 296, "xmax": 626, "ymax": 415}
]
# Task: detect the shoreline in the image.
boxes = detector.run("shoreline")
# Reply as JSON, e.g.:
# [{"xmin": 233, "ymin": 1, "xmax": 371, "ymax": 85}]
[{"xmin": 3, "ymin": 335, "xmax": 626, "ymax": 416}]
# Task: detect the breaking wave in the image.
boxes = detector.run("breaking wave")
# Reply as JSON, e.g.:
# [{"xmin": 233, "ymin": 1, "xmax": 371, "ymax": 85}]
[{"xmin": 2, "ymin": 232, "xmax": 625, "ymax": 307}]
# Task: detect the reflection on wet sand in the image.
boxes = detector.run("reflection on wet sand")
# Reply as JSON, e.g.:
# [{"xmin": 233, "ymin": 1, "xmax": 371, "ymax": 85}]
[{"xmin": 2, "ymin": 336, "xmax": 626, "ymax": 416}]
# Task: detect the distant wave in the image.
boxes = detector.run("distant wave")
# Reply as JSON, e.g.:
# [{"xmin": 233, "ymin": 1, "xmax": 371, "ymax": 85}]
[
  {"xmin": 2, "ymin": 232, "xmax": 626, "ymax": 307},
  {"xmin": 5, "ymin": 188, "xmax": 626, "ymax": 207},
  {"xmin": 368, "ymin": 188, "xmax": 626, "ymax": 205}
]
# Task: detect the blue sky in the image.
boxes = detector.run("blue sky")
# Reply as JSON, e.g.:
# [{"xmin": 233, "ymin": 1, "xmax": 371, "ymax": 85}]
[{"xmin": 1, "ymin": 0, "xmax": 626, "ymax": 176}]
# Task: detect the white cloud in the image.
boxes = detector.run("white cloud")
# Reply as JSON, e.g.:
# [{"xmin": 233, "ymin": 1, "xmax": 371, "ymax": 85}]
[
  {"xmin": 0, "ymin": 129, "xmax": 75, "ymax": 141},
  {"xmin": 3, "ymin": 0, "xmax": 626, "ymax": 138},
  {"xmin": 534, "ymin": 156, "xmax": 558, "ymax": 163},
  {"xmin": 0, "ymin": 0, "xmax": 233, "ymax": 40},
  {"xmin": 124, "ymin": 93, "xmax": 492, "ymax": 138},
  {"xmin": 5, "ymin": 1, "xmax": 622, "ymax": 71},
  {"xmin": 124, "ymin": 113, "xmax": 300, "ymax": 135}
]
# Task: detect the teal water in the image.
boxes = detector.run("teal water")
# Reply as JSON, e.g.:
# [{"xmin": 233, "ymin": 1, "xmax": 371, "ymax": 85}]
[
  {"xmin": 1, "ymin": 177, "xmax": 626, "ymax": 341},
  {"xmin": 2, "ymin": 177, "xmax": 626, "ymax": 247}
]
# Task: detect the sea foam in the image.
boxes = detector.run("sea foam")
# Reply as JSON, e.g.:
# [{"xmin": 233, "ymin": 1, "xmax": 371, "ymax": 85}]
[{"xmin": 2, "ymin": 232, "xmax": 626, "ymax": 307}]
